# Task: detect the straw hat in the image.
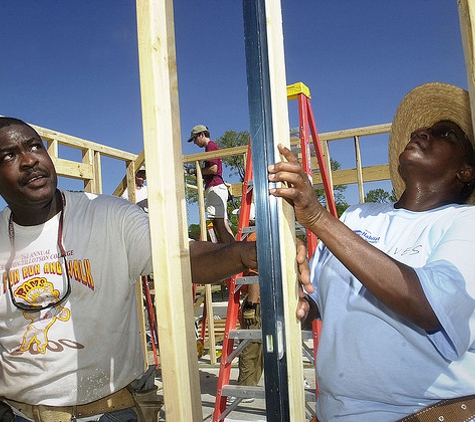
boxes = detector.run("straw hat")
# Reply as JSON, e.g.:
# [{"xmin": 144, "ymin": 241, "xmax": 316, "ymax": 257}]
[{"xmin": 389, "ymin": 82, "xmax": 475, "ymax": 204}]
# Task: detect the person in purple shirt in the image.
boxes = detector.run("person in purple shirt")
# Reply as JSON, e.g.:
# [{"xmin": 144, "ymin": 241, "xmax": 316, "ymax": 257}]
[{"xmin": 187, "ymin": 125, "xmax": 235, "ymax": 243}]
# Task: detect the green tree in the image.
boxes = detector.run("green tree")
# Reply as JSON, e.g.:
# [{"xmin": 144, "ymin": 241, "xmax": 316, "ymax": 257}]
[
  {"xmin": 188, "ymin": 223, "xmax": 201, "ymax": 241},
  {"xmin": 186, "ymin": 130, "xmax": 351, "ymax": 228},
  {"xmin": 364, "ymin": 188, "xmax": 397, "ymax": 203},
  {"xmin": 315, "ymin": 158, "xmax": 349, "ymax": 217},
  {"xmin": 216, "ymin": 130, "xmax": 250, "ymax": 181},
  {"xmin": 184, "ymin": 172, "xmax": 198, "ymax": 204},
  {"xmin": 215, "ymin": 130, "xmax": 250, "ymax": 230},
  {"xmin": 217, "ymin": 132, "xmax": 350, "ymax": 217}
]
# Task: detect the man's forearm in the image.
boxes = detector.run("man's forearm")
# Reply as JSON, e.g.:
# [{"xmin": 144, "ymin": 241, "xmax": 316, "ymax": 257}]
[{"xmin": 189, "ymin": 241, "xmax": 257, "ymax": 284}]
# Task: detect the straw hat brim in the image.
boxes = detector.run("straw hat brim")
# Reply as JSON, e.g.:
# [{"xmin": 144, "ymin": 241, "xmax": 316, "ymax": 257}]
[{"xmin": 389, "ymin": 82, "xmax": 475, "ymax": 204}]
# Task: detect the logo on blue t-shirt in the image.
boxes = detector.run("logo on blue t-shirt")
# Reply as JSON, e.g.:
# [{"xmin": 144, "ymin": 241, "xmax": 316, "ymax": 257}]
[{"xmin": 354, "ymin": 230, "xmax": 380, "ymax": 244}]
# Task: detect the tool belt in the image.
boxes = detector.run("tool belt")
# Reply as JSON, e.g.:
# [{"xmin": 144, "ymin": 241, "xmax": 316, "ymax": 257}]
[
  {"xmin": 397, "ymin": 394, "xmax": 475, "ymax": 422},
  {"xmin": 5, "ymin": 387, "xmax": 135, "ymax": 422}
]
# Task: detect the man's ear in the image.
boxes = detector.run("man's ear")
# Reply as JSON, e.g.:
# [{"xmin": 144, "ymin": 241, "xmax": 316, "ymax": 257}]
[{"xmin": 456, "ymin": 164, "xmax": 475, "ymax": 183}]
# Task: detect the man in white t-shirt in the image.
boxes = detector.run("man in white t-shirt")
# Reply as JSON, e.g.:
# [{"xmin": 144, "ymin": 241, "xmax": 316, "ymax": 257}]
[
  {"xmin": 0, "ymin": 117, "xmax": 258, "ymax": 422},
  {"xmin": 270, "ymin": 83, "xmax": 475, "ymax": 421},
  {"xmin": 121, "ymin": 166, "xmax": 148, "ymax": 211}
]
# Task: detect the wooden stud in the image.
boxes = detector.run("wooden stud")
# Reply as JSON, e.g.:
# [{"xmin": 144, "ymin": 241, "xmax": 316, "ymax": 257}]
[
  {"xmin": 354, "ymin": 136, "xmax": 365, "ymax": 203},
  {"xmin": 263, "ymin": 1, "xmax": 306, "ymax": 418},
  {"xmin": 196, "ymin": 164, "xmax": 217, "ymax": 365},
  {"xmin": 136, "ymin": 1, "xmax": 202, "ymax": 420},
  {"xmin": 459, "ymin": 0, "xmax": 475, "ymax": 130}
]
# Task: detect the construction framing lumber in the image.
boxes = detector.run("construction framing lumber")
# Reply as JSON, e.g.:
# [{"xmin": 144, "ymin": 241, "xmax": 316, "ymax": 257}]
[
  {"xmin": 459, "ymin": 0, "xmax": 475, "ymax": 130},
  {"xmin": 262, "ymin": 1, "xmax": 306, "ymax": 419},
  {"xmin": 136, "ymin": 1, "xmax": 202, "ymax": 421},
  {"xmin": 196, "ymin": 166, "xmax": 217, "ymax": 365}
]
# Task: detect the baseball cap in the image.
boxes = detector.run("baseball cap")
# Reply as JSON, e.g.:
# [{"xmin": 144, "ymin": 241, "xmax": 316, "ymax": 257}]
[{"xmin": 187, "ymin": 125, "xmax": 208, "ymax": 142}]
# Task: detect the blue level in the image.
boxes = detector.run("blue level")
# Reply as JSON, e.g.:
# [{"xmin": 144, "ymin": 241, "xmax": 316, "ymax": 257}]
[{"xmin": 242, "ymin": 0, "xmax": 290, "ymax": 420}]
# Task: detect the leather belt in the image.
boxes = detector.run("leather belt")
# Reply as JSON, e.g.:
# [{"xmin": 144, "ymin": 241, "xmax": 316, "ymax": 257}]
[
  {"xmin": 397, "ymin": 394, "xmax": 475, "ymax": 422},
  {"xmin": 5, "ymin": 387, "xmax": 135, "ymax": 422}
]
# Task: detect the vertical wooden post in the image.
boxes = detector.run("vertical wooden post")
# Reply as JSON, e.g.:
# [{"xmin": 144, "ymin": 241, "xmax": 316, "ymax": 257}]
[
  {"xmin": 125, "ymin": 163, "xmax": 138, "ymax": 204},
  {"xmin": 354, "ymin": 136, "xmax": 365, "ymax": 203},
  {"xmin": 136, "ymin": 1, "xmax": 202, "ymax": 420},
  {"xmin": 196, "ymin": 165, "xmax": 217, "ymax": 364},
  {"xmin": 459, "ymin": 0, "xmax": 475, "ymax": 129}
]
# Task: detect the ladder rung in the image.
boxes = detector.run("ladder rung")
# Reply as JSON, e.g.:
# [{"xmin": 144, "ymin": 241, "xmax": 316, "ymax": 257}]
[
  {"xmin": 295, "ymin": 222, "xmax": 306, "ymax": 235},
  {"xmin": 302, "ymin": 342, "xmax": 315, "ymax": 365},
  {"xmin": 222, "ymin": 384, "xmax": 266, "ymax": 400},
  {"xmin": 305, "ymin": 388, "xmax": 318, "ymax": 402},
  {"xmin": 221, "ymin": 384, "xmax": 316, "ymax": 402},
  {"xmin": 235, "ymin": 276, "xmax": 259, "ymax": 286},
  {"xmin": 301, "ymin": 329, "xmax": 314, "ymax": 341},
  {"xmin": 228, "ymin": 329, "xmax": 262, "ymax": 340}
]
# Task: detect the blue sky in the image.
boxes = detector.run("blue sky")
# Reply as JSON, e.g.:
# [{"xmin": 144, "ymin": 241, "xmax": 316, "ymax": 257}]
[{"xmin": 0, "ymin": 1, "xmax": 469, "ymax": 222}]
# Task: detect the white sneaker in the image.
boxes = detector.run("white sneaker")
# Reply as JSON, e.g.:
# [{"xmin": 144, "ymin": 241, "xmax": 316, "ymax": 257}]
[{"xmin": 226, "ymin": 396, "xmax": 255, "ymax": 404}]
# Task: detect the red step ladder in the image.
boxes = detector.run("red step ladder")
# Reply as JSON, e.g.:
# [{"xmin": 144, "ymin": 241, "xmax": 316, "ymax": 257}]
[
  {"xmin": 213, "ymin": 82, "xmax": 337, "ymax": 421},
  {"xmin": 213, "ymin": 143, "xmax": 255, "ymax": 421},
  {"xmin": 291, "ymin": 82, "xmax": 339, "ymax": 398}
]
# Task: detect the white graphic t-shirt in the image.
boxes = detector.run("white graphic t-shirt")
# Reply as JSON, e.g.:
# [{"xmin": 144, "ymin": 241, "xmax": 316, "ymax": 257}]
[{"xmin": 0, "ymin": 190, "xmax": 152, "ymax": 406}]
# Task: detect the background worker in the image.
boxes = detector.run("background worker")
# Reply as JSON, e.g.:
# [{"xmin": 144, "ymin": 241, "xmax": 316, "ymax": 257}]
[
  {"xmin": 121, "ymin": 165, "xmax": 148, "ymax": 212},
  {"xmin": 186, "ymin": 125, "xmax": 235, "ymax": 243},
  {"xmin": 119, "ymin": 163, "xmax": 158, "ymax": 405},
  {"xmin": 271, "ymin": 83, "xmax": 475, "ymax": 421},
  {"xmin": 0, "ymin": 117, "xmax": 257, "ymax": 422}
]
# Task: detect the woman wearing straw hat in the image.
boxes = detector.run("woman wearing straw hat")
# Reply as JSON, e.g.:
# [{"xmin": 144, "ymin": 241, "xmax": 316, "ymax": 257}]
[{"xmin": 269, "ymin": 82, "xmax": 475, "ymax": 421}]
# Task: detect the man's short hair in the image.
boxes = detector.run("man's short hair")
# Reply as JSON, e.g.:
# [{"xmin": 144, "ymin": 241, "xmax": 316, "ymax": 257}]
[{"xmin": 0, "ymin": 117, "xmax": 29, "ymax": 130}]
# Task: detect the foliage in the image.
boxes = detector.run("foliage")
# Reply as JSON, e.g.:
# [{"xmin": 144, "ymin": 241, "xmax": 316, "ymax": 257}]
[
  {"xmin": 215, "ymin": 130, "xmax": 250, "ymax": 181},
  {"xmin": 364, "ymin": 188, "xmax": 397, "ymax": 203},
  {"xmin": 335, "ymin": 200, "xmax": 350, "ymax": 217},
  {"xmin": 188, "ymin": 224, "xmax": 201, "ymax": 241},
  {"xmin": 215, "ymin": 130, "xmax": 351, "ymax": 217},
  {"xmin": 184, "ymin": 173, "xmax": 198, "ymax": 204},
  {"xmin": 227, "ymin": 195, "xmax": 240, "ymax": 233},
  {"xmin": 315, "ymin": 158, "xmax": 349, "ymax": 217},
  {"xmin": 185, "ymin": 129, "xmax": 353, "ymax": 229}
]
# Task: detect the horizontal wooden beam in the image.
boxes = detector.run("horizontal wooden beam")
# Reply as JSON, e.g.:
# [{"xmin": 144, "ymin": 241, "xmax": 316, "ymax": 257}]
[
  {"xmin": 34, "ymin": 124, "xmax": 138, "ymax": 161},
  {"xmin": 186, "ymin": 122, "xmax": 393, "ymax": 200},
  {"xmin": 318, "ymin": 123, "xmax": 391, "ymax": 141},
  {"xmin": 227, "ymin": 164, "xmax": 390, "ymax": 197},
  {"xmin": 53, "ymin": 158, "xmax": 94, "ymax": 181},
  {"xmin": 315, "ymin": 164, "xmax": 390, "ymax": 185},
  {"xmin": 183, "ymin": 123, "xmax": 392, "ymax": 164}
]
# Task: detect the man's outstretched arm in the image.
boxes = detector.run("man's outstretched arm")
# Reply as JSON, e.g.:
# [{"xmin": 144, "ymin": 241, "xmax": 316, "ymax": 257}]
[{"xmin": 189, "ymin": 240, "xmax": 257, "ymax": 284}]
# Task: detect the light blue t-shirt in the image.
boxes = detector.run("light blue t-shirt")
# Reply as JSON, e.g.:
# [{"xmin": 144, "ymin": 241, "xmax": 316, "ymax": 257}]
[{"xmin": 308, "ymin": 202, "xmax": 475, "ymax": 421}]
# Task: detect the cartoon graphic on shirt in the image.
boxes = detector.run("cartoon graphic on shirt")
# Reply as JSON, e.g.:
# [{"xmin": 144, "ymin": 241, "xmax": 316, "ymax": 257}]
[
  {"xmin": 3, "ymin": 250, "xmax": 95, "ymax": 355},
  {"xmin": 5, "ymin": 263, "xmax": 70, "ymax": 354},
  {"xmin": 14, "ymin": 276, "xmax": 60, "ymax": 306},
  {"xmin": 22, "ymin": 306, "xmax": 70, "ymax": 354},
  {"xmin": 14, "ymin": 278, "xmax": 71, "ymax": 354}
]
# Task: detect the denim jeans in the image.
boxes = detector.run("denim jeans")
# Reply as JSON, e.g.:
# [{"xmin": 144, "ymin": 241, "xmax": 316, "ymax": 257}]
[{"xmin": 14, "ymin": 407, "xmax": 138, "ymax": 422}]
